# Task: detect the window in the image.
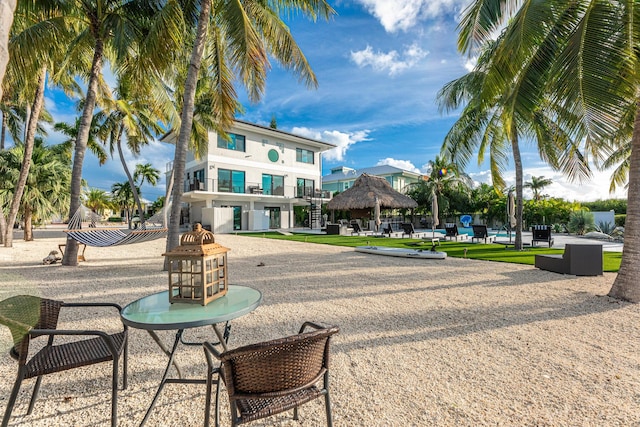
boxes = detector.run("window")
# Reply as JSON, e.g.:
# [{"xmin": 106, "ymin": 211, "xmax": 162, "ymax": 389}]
[
  {"xmin": 296, "ymin": 148, "xmax": 314, "ymax": 164},
  {"xmin": 262, "ymin": 174, "xmax": 285, "ymax": 196},
  {"xmin": 218, "ymin": 169, "xmax": 245, "ymax": 193},
  {"xmin": 217, "ymin": 133, "xmax": 246, "ymax": 152},
  {"xmin": 296, "ymin": 178, "xmax": 315, "ymax": 198}
]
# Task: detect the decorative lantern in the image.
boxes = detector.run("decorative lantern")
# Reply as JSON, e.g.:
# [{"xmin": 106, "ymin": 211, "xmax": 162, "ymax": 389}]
[{"xmin": 163, "ymin": 223, "xmax": 229, "ymax": 305}]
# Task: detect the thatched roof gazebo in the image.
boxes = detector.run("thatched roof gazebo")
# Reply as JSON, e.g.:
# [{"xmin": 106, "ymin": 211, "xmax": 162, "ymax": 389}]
[{"xmin": 326, "ymin": 173, "xmax": 417, "ymax": 218}]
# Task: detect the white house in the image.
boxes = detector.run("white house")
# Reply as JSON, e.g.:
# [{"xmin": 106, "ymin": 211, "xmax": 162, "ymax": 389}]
[{"xmin": 167, "ymin": 120, "xmax": 335, "ymax": 232}]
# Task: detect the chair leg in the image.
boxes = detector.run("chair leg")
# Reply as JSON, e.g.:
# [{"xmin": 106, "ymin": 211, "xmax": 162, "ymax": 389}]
[
  {"xmin": 27, "ymin": 375, "xmax": 43, "ymax": 415},
  {"xmin": 111, "ymin": 357, "xmax": 119, "ymax": 427},
  {"xmin": 293, "ymin": 405, "xmax": 299, "ymax": 420},
  {"xmin": 204, "ymin": 366, "xmax": 213, "ymax": 427},
  {"xmin": 122, "ymin": 337, "xmax": 128, "ymax": 390},
  {"xmin": 325, "ymin": 391, "xmax": 333, "ymax": 427},
  {"xmin": 2, "ymin": 373, "xmax": 25, "ymax": 427}
]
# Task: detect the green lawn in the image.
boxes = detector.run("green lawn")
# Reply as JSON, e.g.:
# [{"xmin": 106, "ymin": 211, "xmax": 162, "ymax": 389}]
[{"xmin": 239, "ymin": 232, "xmax": 621, "ymax": 272}]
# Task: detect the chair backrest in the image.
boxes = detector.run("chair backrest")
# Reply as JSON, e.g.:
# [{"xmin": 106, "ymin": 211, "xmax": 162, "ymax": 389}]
[
  {"xmin": 402, "ymin": 223, "xmax": 415, "ymax": 234},
  {"xmin": 0, "ymin": 295, "xmax": 63, "ymax": 364},
  {"xmin": 219, "ymin": 326, "xmax": 339, "ymax": 397},
  {"xmin": 532, "ymin": 225, "xmax": 551, "ymax": 239},
  {"xmin": 445, "ymin": 224, "xmax": 458, "ymax": 236},
  {"xmin": 383, "ymin": 224, "xmax": 392, "ymax": 234},
  {"xmin": 472, "ymin": 224, "xmax": 488, "ymax": 238},
  {"xmin": 352, "ymin": 222, "xmax": 361, "ymax": 232}
]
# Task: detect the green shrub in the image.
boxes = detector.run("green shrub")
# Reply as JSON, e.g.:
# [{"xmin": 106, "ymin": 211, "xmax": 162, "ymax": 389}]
[
  {"xmin": 568, "ymin": 210, "xmax": 595, "ymax": 235},
  {"xmin": 108, "ymin": 216, "xmax": 123, "ymax": 223},
  {"xmin": 615, "ymin": 214, "xmax": 626, "ymax": 227}
]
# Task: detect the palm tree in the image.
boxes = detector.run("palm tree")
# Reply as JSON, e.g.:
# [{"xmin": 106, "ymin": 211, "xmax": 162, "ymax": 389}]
[
  {"xmin": 1, "ymin": 3, "xmax": 71, "ymax": 246},
  {"xmin": 163, "ymin": 0, "xmax": 335, "ymax": 256},
  {"xmin": 96, "ymin": 75, "xmax": 166, "ymax": 228},
  {"xmin": 32, "ymin": 0, "xmax": 146, "ymax": 265},
  {"xmin": 111, "ymin": 181, "xmax": 137, "ymax": 229},
  {"xmin": 84, "ymin": 187, "xmax": 112, "ymax": 219},
  {"xmin": 0, "ymin": 138, "xmax": 70, "ymax": 240},
  {"xmin": 456, "ymin": 1, "xmax": 640, "ymax": 300},
  {"xmin": 525, "ymin": 176, "xmax": 552, "ymax": 201},
  {"xmin": 439, "ymin": 29, "xmax": 590, "ymax": 250},
  {"xmin": 53, "ymin": 117, "xmax": 107, "ymax": 166}
]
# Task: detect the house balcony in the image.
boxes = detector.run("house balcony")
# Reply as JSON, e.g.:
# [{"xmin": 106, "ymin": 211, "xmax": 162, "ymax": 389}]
[{"xmin": 181, "ymin": 179, "xmax": 331, "ymax": 204}]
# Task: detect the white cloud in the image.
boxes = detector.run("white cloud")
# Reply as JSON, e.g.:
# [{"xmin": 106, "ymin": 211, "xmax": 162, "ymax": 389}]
[
  {"xmin": 356, "ymin": 0, "xmax": 471, "ymax": 33},
  {"xmin": 470, "ymin": 166, "xmax": 628, "ymax": 202},
  {"xmin": 376, "ymin": 158, "xmax": 421, "ymax": 173},
  {"xmin": 291, "ymin": 127, "xmax": 370, "ymax": 162},
  {"xmin": 350, "ymin": 43, "xmax": 428, "ymax": 75}
]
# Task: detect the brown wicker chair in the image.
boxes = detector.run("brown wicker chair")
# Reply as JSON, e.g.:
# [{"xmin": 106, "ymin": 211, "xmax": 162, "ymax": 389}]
[
  {"xmin": 0, "ymin": 295, "xmax": 128, "ymax": 427},
  {"xmin": 203, "ymin": 322, "xmax": 339, "ymax": 427}
]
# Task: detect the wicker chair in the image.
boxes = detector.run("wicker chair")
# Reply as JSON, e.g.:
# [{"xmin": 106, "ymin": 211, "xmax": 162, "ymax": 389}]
[
  {"xmin": 0, "ymin": 295, "xmax": 128, "ymax": 427},
  {"xmin": 203, "ymin": 322, "xmax": 339, "ymax": 427}
]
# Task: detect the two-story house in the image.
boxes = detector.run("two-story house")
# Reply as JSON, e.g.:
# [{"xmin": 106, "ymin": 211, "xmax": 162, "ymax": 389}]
[{"xmin": 169, "ymin": 120, "xmax": 335, "ymax": 232}]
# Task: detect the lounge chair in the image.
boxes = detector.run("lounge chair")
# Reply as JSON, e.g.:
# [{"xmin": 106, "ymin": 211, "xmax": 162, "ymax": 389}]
[
  {"xmin": 471, "ymin": 224, "xmax": 495, "ymax": 243},
  {"xmin": 350, "ymin": 222, "xmax": 372, "ymax": 236},
  {"xmin": 444, "ymin": 223, "xmax": 468, "ymax": 241},
  {"xmin": 531, "ymin": 225, "xmax": 554, "ymax": 247},
  {"xmin": 401, "ymin": 223, "xmax": 419, "ymax": 238},
  {"xmin": 534, "ymin": 244, "xmax": 602, "ymax": 276}
]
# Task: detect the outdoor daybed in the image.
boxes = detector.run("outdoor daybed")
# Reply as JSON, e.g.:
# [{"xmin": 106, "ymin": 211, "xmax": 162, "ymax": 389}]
[{"xmin": 534, "ymin": 244, "xmax": 603, "ymax": 276}]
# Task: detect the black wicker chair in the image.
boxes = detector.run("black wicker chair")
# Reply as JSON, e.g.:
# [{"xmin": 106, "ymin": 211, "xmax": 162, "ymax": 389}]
[
  {"xmin": 203, "ymin": 322, "xmax": 339, "ymax": 427},
  {"xmin": 0, "ymin": 295, "xmax": 128, "ymax": 427}
]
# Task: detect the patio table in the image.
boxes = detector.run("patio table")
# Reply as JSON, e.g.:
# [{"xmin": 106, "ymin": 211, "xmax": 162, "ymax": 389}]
[{"xmin": 121, "ymin": 285, "xmax": 262, "ymax": 426}]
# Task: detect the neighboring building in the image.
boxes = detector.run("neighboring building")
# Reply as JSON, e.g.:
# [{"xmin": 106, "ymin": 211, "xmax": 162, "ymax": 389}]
[
  {"xmin": 322, "ymin": 165, "xmax": 423, "ymax": 194},
  {"xmin": 167, "ymin": 120, "xmax": 334, "ymax": 232}
]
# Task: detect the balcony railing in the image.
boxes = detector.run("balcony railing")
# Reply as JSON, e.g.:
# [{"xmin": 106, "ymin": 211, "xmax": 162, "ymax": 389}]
[{"xmin": 184, "ymin": 179, "xmax": 330, "ymax": 199}]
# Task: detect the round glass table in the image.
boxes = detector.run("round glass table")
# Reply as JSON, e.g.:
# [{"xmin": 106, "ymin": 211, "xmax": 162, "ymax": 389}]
[{"xmin": 121, "ymin": 285, "xmax": 262, "ymax": 426}]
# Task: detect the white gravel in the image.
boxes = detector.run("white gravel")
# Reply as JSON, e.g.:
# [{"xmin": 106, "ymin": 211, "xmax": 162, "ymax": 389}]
[{"xmin": 0, "ymin": 231, "xmax": 639, "ymax": 426}]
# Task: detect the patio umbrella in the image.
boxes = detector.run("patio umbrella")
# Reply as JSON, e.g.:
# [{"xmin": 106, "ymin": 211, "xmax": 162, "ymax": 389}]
[
  {"xmin": 508, "ymin": 190, "xmax": 516, "ymax": 242},
  {"xmin": 374, "ymin": 196, "xmax": 381, "ymax": 231},
  {"xmin": 431, "ymin": 191, "xmax": 439, "ymax": 238}
]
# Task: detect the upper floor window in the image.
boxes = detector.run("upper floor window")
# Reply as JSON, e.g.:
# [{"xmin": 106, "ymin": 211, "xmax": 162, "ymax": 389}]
[
  {"xmin": 296, "ymin": 148, "xmax": 314, "ymax": 164},
  {"xmin": 218, "ymin": 169, "xmax": 245, "ymax": 193},
  {"xmin": 296, "ymin": 178, "xmax": 315, "ymax": 198},
  {"xmin": 217, "ymin": 133, "xmax": 246, "ymax": 152},
  {"xmin": 262, "ymin": 174, "xmax": 285, "ymax": 196}
]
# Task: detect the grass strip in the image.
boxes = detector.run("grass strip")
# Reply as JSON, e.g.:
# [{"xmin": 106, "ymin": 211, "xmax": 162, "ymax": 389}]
[{"xmin": 238, "ymin": 232, "xmax": 621, "ymax": 272}]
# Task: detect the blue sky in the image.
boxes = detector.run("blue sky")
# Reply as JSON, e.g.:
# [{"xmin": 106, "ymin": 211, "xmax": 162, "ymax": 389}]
[{"xmin": 37, "ymin": 0, "xmax": 627, "ymax": 203}]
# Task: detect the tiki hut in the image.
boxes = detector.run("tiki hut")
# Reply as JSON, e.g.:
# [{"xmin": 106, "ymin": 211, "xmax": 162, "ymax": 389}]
[{"xmin": 326, "ymin": 173, "xmax": 417, "ymax": 219}]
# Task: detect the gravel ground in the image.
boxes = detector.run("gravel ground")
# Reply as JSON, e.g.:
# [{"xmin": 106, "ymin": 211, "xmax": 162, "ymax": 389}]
[{"xmin": 0, "ymin": 231, "xmax": 639, "ymax": 426}]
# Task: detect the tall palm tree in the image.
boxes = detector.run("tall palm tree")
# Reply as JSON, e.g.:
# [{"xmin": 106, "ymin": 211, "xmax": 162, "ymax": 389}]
[
  {"xmin": 83, "ymin": 187, "xmax": 112, "ymax": 218},
  {"xmin": 525, "ymin": 176, "xmax": 552, "ymax": 201},
  {"xmin": 96, "ymin": 75, "xmax": 166, "ymax": 228},
  {"xmin": 54, "ymin": 117, "xmax": 107, "ymax": 165},
  {"xmin": 163, "ymin": 0, "xmax": 335, "ymax": 256},
  {"xmin": 456, "ymin": 1, "xmax": 640, "ymax": 300},
  {"xmin": 1, "ymin": 2, "xmax": 70, "ymax": 246},
  {"xmin": 32, "ymin": 0, "xmax": 146, "ymax": 265},
  {"xmin": 439, "ymin": 28, "xmax": 590, "ymax": 250}
]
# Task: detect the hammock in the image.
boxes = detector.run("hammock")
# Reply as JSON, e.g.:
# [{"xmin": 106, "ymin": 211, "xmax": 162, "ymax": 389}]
[{"xmin": 64, "ymin": 206, "xmax": 167, "ymax": 247}]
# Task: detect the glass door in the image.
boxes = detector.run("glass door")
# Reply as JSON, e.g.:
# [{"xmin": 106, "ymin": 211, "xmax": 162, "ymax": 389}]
[{"xmin": 266, "ymin": 207, "xmax": 281, "ymax": 229}]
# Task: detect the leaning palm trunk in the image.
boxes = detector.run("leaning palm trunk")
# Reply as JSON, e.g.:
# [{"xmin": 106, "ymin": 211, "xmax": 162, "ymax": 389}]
[
  {"xmin": 0, "ymin": 0, "xmax": 15, "ymax": 102},
  {"xmin": 115, "ymin": 128, "xmax": 145, "ymax": 229},
  {"xmin": 4, "ymin": 67, "xmax": 46, "ymax": 247},
  {"xmin": 167, "ymin": 0, "xmax": 211, "ymax": 254},
  {"xmin": 62, "ymin": 41, "xmax": 103, "ymax": 266},
  {"xmin": 608, "ymin": 102, "xmax": 640, "ymax": 302}
]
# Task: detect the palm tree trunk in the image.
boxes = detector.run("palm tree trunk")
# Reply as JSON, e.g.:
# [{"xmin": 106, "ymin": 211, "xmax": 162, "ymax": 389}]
[
  {"xmin": 0, "ymin": 0, "xmax": 16, "ymax": 103},
  {"xmin": 23, "ymin": 205, "xmax": 32, "ymax": 241},
  {"xmin": 4, "ymin": 67, "xmax": 46, "ymax": 247},
  {"xmin": 608, "ymin": 102, "xmax": 640, "ymax": 302},
  {"xmin": 1, "ymin": 109, "xmax": 6, "ymax": 150},
  {"xmin": 167, "ymin": 0, "xmax": 211, "ymax": 254},
  {"xmin": 115, "ymin": 126, "xmax": 146, "ymax": 228},
  {"xmin": 511, "ymin": 129, "xmax": 524, "ymax": 250},
  {"xmin": 62, "ymin": 39, "xmax": 103, "ymax": 265}
]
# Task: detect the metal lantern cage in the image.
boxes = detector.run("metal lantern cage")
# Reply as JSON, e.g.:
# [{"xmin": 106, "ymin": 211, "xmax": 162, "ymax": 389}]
[{"xmin": 163, "ymin": 223, "xmax": 229, "ymax": 306}]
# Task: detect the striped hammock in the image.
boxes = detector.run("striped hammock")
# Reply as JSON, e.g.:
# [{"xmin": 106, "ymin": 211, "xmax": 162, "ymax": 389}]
[{"xmin": 64, "ymin": 206, "xmax": 167, "ymax": 247}]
